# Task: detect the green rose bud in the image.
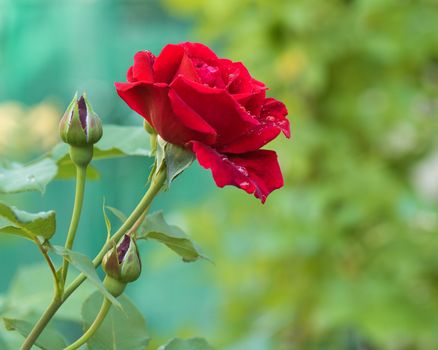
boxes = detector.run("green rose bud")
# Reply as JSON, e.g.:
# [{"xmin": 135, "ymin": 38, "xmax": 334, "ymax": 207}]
[
  {"xmin": 102, "ymin": 234, "xmax": 142, "ymax": 296},
  {"xmin": 59, "ymin": 93, "xmax": 103, "ymax": 167}
]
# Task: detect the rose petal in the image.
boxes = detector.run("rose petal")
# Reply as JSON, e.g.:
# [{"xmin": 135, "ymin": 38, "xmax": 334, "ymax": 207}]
[
  {"xmin": 170, "ymin": 76, "xmax": 259, "ymax": 145},
  {"xmin": 174, "ymin": 53, "xmax": 200, "ymax": 82},
  {"xmin": 115, "ymin": 81, "xmax": 215, "ymax": 145},
  {"xmin": 128, "ymin": 51, "xmax": 155, "ymax": 82},
  {"xmin": 181, "ymin": 42, "xmax": 218, "ymax": 61},
  {"xmin": 234, "ymin": 89, "xmax": 266, "ymax": 117},
  {"xmin": 261, "ymin": 98, "xmax": 290, "ymax": 137},
  {"xmin": 168, "ymin": 88, "xmax": 217, "ymax": 144},
  {"xmin": 218, "ymin": 126, "xmax": 282, "ymax": 154},
  {"xmin": 226, "ymin": 61, "xmax": 265, "ymax": 95},
  {"xmin": 217, "ymin": 97, "xmax": 289, "ymax": 153},
  {"xmin": 153, "ymin": 44, "xmax": 185, "ymax": 83},
  {"xmin": 190, "ymin": 141, "xmax": 284, "ymax": 203}
]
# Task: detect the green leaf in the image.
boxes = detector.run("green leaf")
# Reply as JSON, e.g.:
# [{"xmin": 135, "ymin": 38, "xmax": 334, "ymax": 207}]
[
  {"xmin": 54, "ymin": 159, "xmax": 100, "ymax": 180},
  {"xmin": 0, "ymin": 333, "xmax": 8, "ymax": 350},
  {"xmin": 155, "ymin": 136, "xmax": 195, "ymax": 189},
  {"xmin": 51, "ymin": 125, "xmax": 152, "ymax": 179},
  {"xmin": 164, "ymin": 143, "xmax": 195, "ymax": 186},
  {"xmin": 158, "ymin": 338, "xmax": 215, "ymax": 350},
  {"xmin": 2, "ymin": 317, "xmax": 67, "ymax": 350},
  {"xmin": 0, "ymin": 319, "xmax": 22, "ymax": 350},
  {"xmin": 105, "ymin": 206, "xmax": 127, "ymax": 223},
  {"xmin": 137, "ymin": 211, "xmax": 206, "ymax": 262},
  {"xmin": 50, "ymin": 246, "xmax": 121, "ymax": 309},
  {"xmin": 0, "ymin": 158, "xmax": 57, "ymax": 194},
  {"xmin": 93, "ymin": 125, "xmax": 152, "ymax": 158},
  {"xmin": 0, "ymin": 202, "xmax": 56, "ymax": 240},
  {"xmin": 82, "ymin": 292, "xmax": 149, "ymax": 350},
  {"xmin": 3, "ymin": 263, "xmax": 93, "ymax": 321}
]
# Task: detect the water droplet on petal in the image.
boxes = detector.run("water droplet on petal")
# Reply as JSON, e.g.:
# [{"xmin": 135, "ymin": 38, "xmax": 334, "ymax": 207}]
[
  {"xmin": 266, "ymin": 116, "xmax": 276, "ymax": 122},
  {"xmin": 235, "ymin": 166, "xmax": 249, "ymax": 177},
  {"xmin": 240, "ymin": 181, "xmax": 251, "ymax": 190}
]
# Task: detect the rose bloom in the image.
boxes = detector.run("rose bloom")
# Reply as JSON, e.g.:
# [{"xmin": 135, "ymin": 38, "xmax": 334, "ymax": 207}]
[{"xmin": 115, "ymin": 42, "xmax": 290, "ymax": 203}]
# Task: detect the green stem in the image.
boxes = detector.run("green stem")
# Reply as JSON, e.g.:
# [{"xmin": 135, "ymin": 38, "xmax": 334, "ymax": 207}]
[
  {"xmin": 34, "ymin": 238, "xmax": 61, "ymax": 297},
  {"xmin": 61, "ymin": 165, "xmax": 87, "ymax": 285},
  {"xmin": 19, "ymin": 296, "xmax": 62, "ymax": 350},
  {"xmin": 20, "ymin": 168, "xmax": 166, "ymax": 350},
  {"xmin": 64, "ymin": 298, "xmax": 112, "ymax": 350},
  {"xmin": 64, "ymin": 168, "xmax": 166, "ymax": 299}
]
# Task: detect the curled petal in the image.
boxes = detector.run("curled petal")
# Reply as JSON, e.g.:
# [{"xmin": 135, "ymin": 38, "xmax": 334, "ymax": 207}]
[
  {"xmin": 234, "ymin": 89, "xmax": 266, "ymax": 117},
  {"xmin": 218, "ymin": 126, "xmax": 282, "ymax": 154},
  {"xmin": 218, "ymin": 97, "xmax": 289, "ymax": 153},
  {"xmin": 115, "ymin": 81, "xmax": 215, "ymax": 145},
  {"xmin": 153, "ymin": 44, "xmax": 185, "ymax": 83},
  {"xmin": 169, "ymin": 89, "xmax": 217, "ymax": 144},
  {"xmin": 170, "ymin": 76, "xmax": 259, "ymax": 145},
  {"xmin": 190, "ymin": 141, "xmax": 284, "ymax": 203},
  {"xmin": 261, "ymin": 98, "xmax": 290, "ymax": 137},
  {"xmin": 128, "ymin": 51, "xmax": 155, "ymax": 82},
  {"xmin": 174, "ymin": 53, "xmax": 200, "ymax": 82},
  {"xmin": 180, "ymin": 42, "xmax": 218, "ymax": 60}
]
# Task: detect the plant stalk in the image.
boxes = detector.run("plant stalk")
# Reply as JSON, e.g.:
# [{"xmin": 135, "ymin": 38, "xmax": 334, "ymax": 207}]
[
  {"xmin": 64, "ymin": 298, "xmax": 112, "ymax": 350},
  {"xmin": 64, "ymin": 168, "xmax": 166, "ymax": 299},
  {"xmin": 20, "ymin": 168, "xmax": 166, "ymax": 350},
  {"xmin": 19, "ymin": 296, "xmax": 62, "ymax": 350},
  {"xmin": 61, "ymin": 165, "xmax": 87, "ymax": 285},
  {"xmin": 34, "ymin": 238, "xmax": 61, "ymax": 297}
]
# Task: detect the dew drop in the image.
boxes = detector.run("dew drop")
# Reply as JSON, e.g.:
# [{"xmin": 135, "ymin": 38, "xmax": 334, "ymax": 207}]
[
  {"xmin": 240, "ymin": 181, "xmax": 251, "ymax": 190},
  {"xmin": 27, "ymin": 175, "xmax": 36, "ymax": 183},
  {"xmin": 266, "ymin": 116, "xmax": 276, "ymax": 122},
  {"xmin": 235, "ymin": 166, "xmax": 249, "ymax": 177}
]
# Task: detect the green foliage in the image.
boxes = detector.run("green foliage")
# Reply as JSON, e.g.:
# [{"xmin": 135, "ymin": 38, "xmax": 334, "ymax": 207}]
[
  {"xmin": 0, "ymin": 264, "xmax": 94, "ymax": 348},
  {"xmin": 0, "ymin": 158, "xmax": 57, "ymax": 194},
  {"xmin": 81, "ymin": 291, "xmax": 149, "ymax": 350},
  {"xmin": 0, "ymin": 203, "xmax": 56, "ymax": 240},
  {"xmin": 155, "ymin": 136, "xmax": 195, "ymax": 189},
  {"xmin": 137, "ymin": 211, "xmax": 206, "ymax": 262},
  {"xmin": 0, "ymin": 125, "xmax": 151, "ymax": 192},
  {"xmin": 50, "ymin": 246, "xmax": 121, "ymax": 309},
  {"xmin": 1, "ymin": 264, "xmax": 92, "ymax": 320},
  {"xmin": 52, "ymin": 124, "xmax": 152, "ymax": 179},
  {"xmin": 3, "ymin": 317, "xmax": 67, "ymax": 350},
  {"xmin": 164, "ymin": 0, "xmax": 438, "ymax": 349},
  {"xmin": 158, "ymin": 337, "xmax": 215, "ymax": 350}
]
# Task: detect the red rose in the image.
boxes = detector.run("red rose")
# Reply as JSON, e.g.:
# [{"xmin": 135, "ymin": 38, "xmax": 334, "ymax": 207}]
[{"xmin": 115, "ymin": 42, "xmax": 290, "ymax": 203}]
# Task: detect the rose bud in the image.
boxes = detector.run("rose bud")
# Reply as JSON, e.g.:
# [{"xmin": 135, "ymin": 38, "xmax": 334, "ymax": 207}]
[
  {"xmin": 115, "ymin": 42, "xmax": 290, "ymax": 203},
  {"xmin": 59, "ymin": 93, "xmax": 103, "ymax": 167},
  {"xmin": 102, "ymin": 234, "xmax": 142, "ymax": 296}
]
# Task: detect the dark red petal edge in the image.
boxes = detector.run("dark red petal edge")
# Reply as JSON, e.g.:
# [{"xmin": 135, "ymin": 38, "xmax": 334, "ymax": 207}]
[{"xmin": 190, "ymin": 141, "xmax": 284, "ymax": 203}]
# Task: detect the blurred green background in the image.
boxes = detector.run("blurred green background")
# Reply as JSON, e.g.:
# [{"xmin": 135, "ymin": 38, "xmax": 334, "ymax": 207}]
[{"xmin": 1, "ymin": 0, "xmax": 438, "ymax": 349}]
